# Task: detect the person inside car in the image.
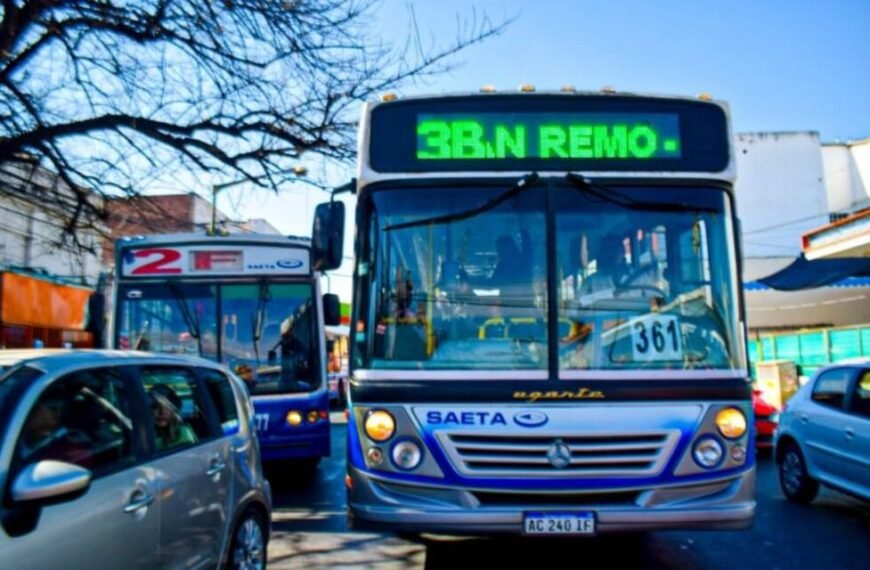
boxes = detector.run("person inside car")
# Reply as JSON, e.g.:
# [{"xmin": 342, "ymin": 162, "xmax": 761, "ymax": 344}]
[
  {"xmin": 19, "ymin": 395, "xmax": 94, "ymax": 467},
  {"xmin": 150, "ymin": 385, "xmax": 197, "ymax": 451}
]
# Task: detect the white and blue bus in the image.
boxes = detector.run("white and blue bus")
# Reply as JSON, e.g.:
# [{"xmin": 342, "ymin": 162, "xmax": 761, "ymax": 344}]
[
  {"xmin": 313, "ymin": 89, "xmax": 754, "ymax": 534},
  {"xmin": 111, "ymin": 233, "xmax": 341, "ymax": 463}
]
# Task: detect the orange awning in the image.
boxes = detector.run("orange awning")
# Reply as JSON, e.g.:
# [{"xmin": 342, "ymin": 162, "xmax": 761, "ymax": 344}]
[{"xmin": 1, "ymin": 272, "xmax": 92, "ymax": 330}]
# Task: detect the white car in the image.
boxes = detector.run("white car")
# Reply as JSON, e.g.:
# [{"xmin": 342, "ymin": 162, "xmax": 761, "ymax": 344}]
[{"xmin": 774, "ymin": 360, "xmax": 870, "ymax": 503}]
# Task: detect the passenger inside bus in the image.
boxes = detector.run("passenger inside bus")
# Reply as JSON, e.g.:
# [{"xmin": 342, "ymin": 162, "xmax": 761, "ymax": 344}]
[
  {"xmin": 580, "ymin": 231, "xmax": 664, "ymax": 302},
  {"xmin": 490, "ymin": 229, "xmax": 532, "ymax": 287}
]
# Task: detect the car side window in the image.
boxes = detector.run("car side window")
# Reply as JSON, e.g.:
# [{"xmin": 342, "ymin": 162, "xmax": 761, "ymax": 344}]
[
  {"xmin": 15, "ymin": 368, "xmax": 135, "ymax": 476},
  {"xmin": 848, "ymin": 371, "xmax": 870, "ymax": 419},
  {"xmin": 200, "ymin": 369, "xmax": 240, "ymax": 436},
  {"xmin": 140, "ymin": 367, "xmax": 211, "ymax": 452},
  {"xmin": 811, "ymin": 368, "xmax": 850, "ymax": 410}
]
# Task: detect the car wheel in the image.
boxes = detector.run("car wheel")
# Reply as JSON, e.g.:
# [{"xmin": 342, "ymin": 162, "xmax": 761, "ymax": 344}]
[
  {"xmin": 227, "ymin": 508, "xmax": 267, "ymax": 570},
  {"xmin": 779, "ymin": 443, "xmax": 819, "ymax": 504}
]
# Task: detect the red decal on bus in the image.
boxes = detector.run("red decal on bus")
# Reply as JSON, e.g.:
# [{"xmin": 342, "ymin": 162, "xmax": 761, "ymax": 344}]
[{"xmin": 131, "ymin": 248, "xmax": 183, "ymax": 275}]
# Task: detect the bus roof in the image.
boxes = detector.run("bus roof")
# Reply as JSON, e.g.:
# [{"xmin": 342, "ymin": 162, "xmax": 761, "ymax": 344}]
[
  {"xmin": 115, "ymin": 232, "xmax": 311, "ymax": 249},
  {"xmin": 369, "ymin": 89, "xmax": 728, "ymax": 107}
]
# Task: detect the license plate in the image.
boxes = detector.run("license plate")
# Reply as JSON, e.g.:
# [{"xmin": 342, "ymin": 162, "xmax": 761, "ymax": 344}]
[{"xmin": 523, "ymin": 512, "xmax": 596, "ymax": 535}]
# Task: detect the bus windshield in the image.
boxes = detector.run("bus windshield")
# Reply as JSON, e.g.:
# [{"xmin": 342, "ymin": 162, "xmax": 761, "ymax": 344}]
[
  {"xmin": 355, "ymin": 182, "xmax": 743, "ymax": 373},
  {"xmin": 117, "ymin": 282, "xmax": 321, "ymax": 394}
]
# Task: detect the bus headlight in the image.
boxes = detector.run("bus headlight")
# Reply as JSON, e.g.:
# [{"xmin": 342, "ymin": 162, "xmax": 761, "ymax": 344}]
[
  {"xmin": 286, "ymin": 410, "xmax": 303, "ymax": 426},
  {"xmin": 715, "ymin": 408, "xmax": 747, "ymax": 439},
  {"xmin": 391, "ymin": 439, "xmax": 423, "ymax": 470},
  {"xmin": 693, "ymin": 436, "xmax": 724, "ymax": 469},
  {"xmin": 364, "ymin": 410, "xmax": 396, "ymax": 442}
]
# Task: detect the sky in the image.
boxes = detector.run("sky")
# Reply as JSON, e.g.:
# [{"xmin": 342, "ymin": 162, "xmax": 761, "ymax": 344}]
[{"xmin": 217, "ymin": 0, "xmax": 870, "ymax": 298}]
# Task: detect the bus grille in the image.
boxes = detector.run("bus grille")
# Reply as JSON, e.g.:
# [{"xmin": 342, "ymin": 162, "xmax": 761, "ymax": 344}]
[{"xmin": 437, "ymin": 431, "xmax": 680, "ymax": 478}]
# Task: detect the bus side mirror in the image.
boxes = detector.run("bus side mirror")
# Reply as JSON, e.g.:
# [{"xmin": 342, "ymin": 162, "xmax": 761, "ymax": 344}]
[
  {"xmin": 323, "ymin": 293, "xmax": 341, "ymax": 326},
  {"xmin": 268, "ymin": 349, "xmax": 277, "ymax": 366},
  {"xmin": 312, "ymin": 202, "xmax": 345, "ymax": 272}
]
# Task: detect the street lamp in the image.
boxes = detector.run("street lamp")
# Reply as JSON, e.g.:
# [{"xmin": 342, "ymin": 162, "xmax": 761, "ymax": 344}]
[{"xmin": 209, "ymin": 166, "xmax": 308, "ymax": 236}]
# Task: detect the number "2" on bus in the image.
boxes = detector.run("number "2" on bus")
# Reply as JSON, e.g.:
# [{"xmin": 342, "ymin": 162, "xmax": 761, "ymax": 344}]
[{"xmin": 130, "ymin": 248, "xmax": 183, "ymax": 275}]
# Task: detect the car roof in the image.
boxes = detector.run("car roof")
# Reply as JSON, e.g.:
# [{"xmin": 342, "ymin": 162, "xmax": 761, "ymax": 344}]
[
  {"xmin": 0, "ymin": 349, "xmax": 71, "ymax": 368},
  {"xmin": 820, "ymin": 357, "xmax": 870, "ymax": 368},
  {"xmin": 0, "ymin": 349, "xmax": 226, "ymax": 375}
]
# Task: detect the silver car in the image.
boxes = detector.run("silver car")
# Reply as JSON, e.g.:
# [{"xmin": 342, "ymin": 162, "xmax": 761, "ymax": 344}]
[
  {"xmin": 0, "ymin": 351, "xmax": 272, "ymax": 569},
  {"xmin": 775, "ymin": 359, "xmax": 870, "ymax": 504}
]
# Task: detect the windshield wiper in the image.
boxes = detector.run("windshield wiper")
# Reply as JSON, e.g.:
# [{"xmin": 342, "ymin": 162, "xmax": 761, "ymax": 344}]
[
  {"xmin": 168, "ymin": 282, "xmax": 203, "ymax": 357},
  {"xmin": 384, "ymin": 172, "xmax": 540, "ymax": 232},
  {"xmin": 564, "ymin": 173, "xmax": 718, "ymax": 213},
  {"xmin": 251, "ymin": 280, "xmax": 270, "ymax": 370}
]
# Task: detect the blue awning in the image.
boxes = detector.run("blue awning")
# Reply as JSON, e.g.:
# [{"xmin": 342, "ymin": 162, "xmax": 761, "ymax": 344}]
[{"xmin": 747, "ymin": 255, "xmax": 870, "ymax": 291}]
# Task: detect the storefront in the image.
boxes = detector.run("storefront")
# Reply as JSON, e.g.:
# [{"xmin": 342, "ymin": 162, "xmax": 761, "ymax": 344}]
[{"xmin": 0, "ymin": 270, "xmax": 94, "ymax": 348}]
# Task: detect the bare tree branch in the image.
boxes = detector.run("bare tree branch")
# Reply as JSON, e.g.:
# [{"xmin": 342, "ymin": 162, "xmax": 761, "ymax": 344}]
[{"xmin": 0, "ymin": 0, "xmax": 512, "ymax": 247}]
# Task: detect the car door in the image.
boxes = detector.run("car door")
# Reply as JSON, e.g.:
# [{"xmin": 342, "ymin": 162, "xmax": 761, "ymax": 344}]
[
  {"xmin": 841, "ymin": 368, "xmax": 870, "ymax": 498},
  {"xmin": 0, "ymin": 366, "xmax": 159, "ymax": 570},
  {"xmin": 802, "ymin": 368, "xmax": 852, "ymax": 481},
  {"xmin": 198, "ymin": 367, "xmax": 244, "ymax": 554},
  {"xmin": 137, "ymin": 365, "xmax": 233, "ymax": 569}
]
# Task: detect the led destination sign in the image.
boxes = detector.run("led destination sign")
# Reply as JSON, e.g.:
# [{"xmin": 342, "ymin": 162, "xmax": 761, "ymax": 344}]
[
  {"xmin": 368, "ymin": 95, "xmax": 730, "ymax": 173},
  {"xmin": 417, "ymin": 113, "xmax": 681, "ymax": 161}
]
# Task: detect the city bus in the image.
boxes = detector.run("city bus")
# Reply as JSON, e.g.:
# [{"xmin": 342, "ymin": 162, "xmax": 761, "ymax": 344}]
[
  {"xmin": 111, "ymin": 233, "xmax": 340, "ymax": 464},
  {"xmin": 312, "ymin": 89, "xmax": 755, "ymax": 534}
]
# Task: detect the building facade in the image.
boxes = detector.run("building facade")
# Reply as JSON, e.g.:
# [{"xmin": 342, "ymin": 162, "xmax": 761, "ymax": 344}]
[
  {"xmin": 103, "ymin": 192, "xmax": 280, "ymax": 265},
  {"xmin": 735, "ymin": 133, "xmax": 870, "ymax": 331},
  {"xmin": 0, "ymin": 161, "xmax": 103, "ymax": 347}
]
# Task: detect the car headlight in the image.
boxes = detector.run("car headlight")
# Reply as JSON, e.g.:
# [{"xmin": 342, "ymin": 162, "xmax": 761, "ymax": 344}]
[
  {"xmin": 391, "ymin": 439, "xmax": 423, "ymax": 470},
  {"xmin": 364, "ymin": 410, "xmax": 396, "ymax": 442},
  {"xmin": 715, "ymin": 407, "xmax": 747, "ymax": 439},
  {"xmin": 693, "ymin": 436, "xmax": 724, "ymax": 469}
]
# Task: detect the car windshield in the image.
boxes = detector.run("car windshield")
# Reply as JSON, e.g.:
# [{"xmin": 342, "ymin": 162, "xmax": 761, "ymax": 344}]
[
  {"xmin": 353, "ymin": 182, "xmax": 744, "ymax": 373},
  {"xmin": 117, "ymin": 282, "xmax": 320, "ymax": 394}
]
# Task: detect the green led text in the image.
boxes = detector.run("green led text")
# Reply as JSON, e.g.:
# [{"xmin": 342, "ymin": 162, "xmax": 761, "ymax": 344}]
[{"xmin": 417, "ymin": 119, "xmax": 677, "ymax": 160}]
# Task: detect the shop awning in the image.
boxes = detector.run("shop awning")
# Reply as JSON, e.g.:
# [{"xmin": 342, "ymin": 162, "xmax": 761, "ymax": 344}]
[{"xmin": 749, "ymin": 255, "xmax": 870, "ymax": 291}]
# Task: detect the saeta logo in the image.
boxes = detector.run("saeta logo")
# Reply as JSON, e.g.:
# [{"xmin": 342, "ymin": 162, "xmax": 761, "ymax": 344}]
[
  {"xmin": 276, "ymin": 259, "xmax": 304, "ymax": 269},
  {"xmin": 513, "ymin": 411, "xmax": 548, "ymax": 428}
]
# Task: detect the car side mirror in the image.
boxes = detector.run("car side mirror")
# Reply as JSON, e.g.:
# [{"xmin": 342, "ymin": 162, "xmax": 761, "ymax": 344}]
[
  {"xmin": 312, "ymin": 201, "xmax": 345, "ymax": 272},
  {"xmin": 12, "ymin": 461, "xmax": 91, "ymax": 504},
  {"xmin": 323, "ymin": 293, "xmax": 341, "ymax": 326}
]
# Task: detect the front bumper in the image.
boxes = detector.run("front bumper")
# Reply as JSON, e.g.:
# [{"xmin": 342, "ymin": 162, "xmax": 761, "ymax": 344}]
[
  {"xmin": 348, "ymin": 466, "xmax": 756, "ymax": 534},
  {"xmin": 259, "ymin": 430, "xmax": 331, "ymax": 461}
]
